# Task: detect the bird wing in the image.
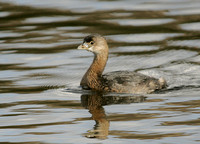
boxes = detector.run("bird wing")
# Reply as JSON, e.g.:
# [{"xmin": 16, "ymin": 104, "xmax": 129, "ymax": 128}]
[{"xmin": 102, "ymin": 71, "xmax": 152, "ymax": 87}]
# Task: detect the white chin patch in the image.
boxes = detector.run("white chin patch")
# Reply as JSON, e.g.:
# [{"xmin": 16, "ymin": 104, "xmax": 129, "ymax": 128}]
[
  {"xmin": 83, "ymin": 43, "xmax": 89, "ymax": 48},
  {"xmin": 88, "ymin": 46, "xmax": 94, "ymax": 51}
]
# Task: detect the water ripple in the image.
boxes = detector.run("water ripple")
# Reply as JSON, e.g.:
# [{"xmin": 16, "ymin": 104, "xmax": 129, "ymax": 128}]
[
  {"xmin": 107, "ymin": 33, "xmax": 182, "ymax": 43},
  {"xmin": 104, "ymin": 18, "xmax": 175, "ymax": 26},
  {"xmin": 0, "ymin": 0, "xmax": 200, "ymax": 143}
]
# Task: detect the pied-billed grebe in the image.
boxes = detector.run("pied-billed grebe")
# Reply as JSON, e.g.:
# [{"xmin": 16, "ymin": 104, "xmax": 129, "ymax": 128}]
[{"xmin": 78, "ymin": 34, "xmax": 167, "ymax": 94}]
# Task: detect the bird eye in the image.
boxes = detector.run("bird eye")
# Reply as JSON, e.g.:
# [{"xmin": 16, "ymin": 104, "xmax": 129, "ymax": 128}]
[{"xmin": 90, "ymin": 41, "xmax": 94, "ymax": 45}]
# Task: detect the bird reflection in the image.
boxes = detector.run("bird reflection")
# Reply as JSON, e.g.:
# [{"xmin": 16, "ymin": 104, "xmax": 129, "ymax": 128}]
[{"xmin": 81, "ymin": 92, "xmax": 146, "ymax": 139}]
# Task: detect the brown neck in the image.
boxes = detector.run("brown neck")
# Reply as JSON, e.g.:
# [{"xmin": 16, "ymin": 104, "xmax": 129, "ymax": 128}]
[
  {"xmin": 89, "ymin": 53, "xmax": 108, "ymax": 76},
  {"xmin": 81, "ymin": 51, "xmax": 108, "ymax": 90}
]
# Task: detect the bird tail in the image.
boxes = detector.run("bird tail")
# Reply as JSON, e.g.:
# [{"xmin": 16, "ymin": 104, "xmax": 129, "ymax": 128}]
[{"xmin": 158, "ymin": 77, "xmax": 167, "ymax": 88}]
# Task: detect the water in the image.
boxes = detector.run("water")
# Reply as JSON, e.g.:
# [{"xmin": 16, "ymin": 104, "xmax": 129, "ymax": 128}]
[{"xmin": 0, "ymin": 0, "xmax": 200, "ymax": 143}]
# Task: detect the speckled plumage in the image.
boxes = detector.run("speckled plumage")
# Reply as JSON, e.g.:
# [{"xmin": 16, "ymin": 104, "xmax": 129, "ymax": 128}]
[{"xmin": 102, "ymin": 71, "xmax": 166, "ymax": 94}]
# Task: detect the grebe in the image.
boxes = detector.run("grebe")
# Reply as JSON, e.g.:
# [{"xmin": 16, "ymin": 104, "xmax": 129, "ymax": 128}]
[{"xmin": 78, "ymin": 34, "xmax": 167, "ymax": 94}]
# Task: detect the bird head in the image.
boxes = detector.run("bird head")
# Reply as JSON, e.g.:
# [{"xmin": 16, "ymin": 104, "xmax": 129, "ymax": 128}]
[{"xmin": 78, "ymin": 34, "xmax": 108, "ymax": 54}]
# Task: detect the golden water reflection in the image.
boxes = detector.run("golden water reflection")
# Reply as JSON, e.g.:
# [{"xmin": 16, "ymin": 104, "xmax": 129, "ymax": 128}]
[{"xmin": 81, "ymin": 92, "xmax": 146, "ymax": 139}]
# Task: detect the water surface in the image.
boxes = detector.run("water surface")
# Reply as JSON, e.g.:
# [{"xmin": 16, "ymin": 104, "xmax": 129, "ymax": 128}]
[{"xmin": 0, "ymin": 0, "xmax": 200, "ymax": 144}]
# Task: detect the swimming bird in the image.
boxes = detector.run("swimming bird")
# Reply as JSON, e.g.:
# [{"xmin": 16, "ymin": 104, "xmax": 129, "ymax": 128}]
[{"xmin": 78, "ymin": 34, "xmax": 167, "ymax": 94}]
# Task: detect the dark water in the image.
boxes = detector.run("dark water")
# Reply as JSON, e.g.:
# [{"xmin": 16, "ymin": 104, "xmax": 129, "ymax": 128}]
[{"xmin": 0, "ymin": 0, "xmax": 200, "ymax": 143}]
